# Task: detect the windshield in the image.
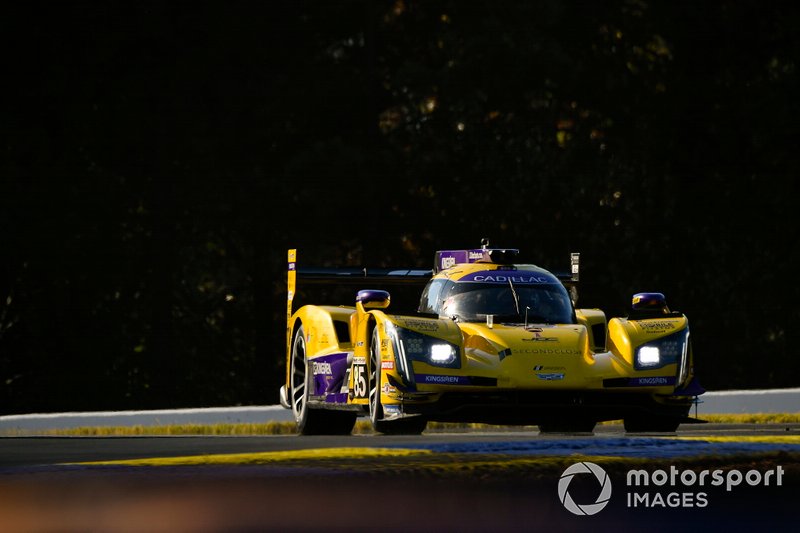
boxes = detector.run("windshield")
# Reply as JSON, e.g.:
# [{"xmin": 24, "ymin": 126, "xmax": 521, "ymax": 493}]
[{"xmin": 440, "ymin": 282, "xmax": 575, "ymax": 324}]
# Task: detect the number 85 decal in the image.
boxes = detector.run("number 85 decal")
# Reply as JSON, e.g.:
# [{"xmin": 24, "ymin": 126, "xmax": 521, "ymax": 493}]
[{"xmin": 352, "ymin": 363, "xmax": 368, "ymax": 399}]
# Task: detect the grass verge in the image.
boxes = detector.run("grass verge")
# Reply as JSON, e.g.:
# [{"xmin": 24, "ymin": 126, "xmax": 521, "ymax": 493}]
[{"xmin": 1, "ymin": 413, "xmax": 798, "ymax": 437}]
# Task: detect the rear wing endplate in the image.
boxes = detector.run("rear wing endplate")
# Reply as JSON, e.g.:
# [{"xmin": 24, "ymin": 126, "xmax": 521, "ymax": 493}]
[{"xmin": 559, "ymin": 252, "xmax": 580, "ymax": 304}]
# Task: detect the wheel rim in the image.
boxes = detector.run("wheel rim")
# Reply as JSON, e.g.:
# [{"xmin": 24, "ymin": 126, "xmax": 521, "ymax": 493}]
[
  {"xmin": 369, "ymin": 328, "xmax": 380, "ymax": 425},
  {"xmin": 291, "ymin": 331, "xmax": 307, "ymax": 422}
]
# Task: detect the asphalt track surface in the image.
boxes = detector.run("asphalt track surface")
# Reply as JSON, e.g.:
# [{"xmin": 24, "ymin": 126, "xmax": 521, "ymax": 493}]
[
  {"xmin": 1, "ymin": 424, "xmax": 799, "ymax": 532},
  {"xmin": 1, "ymin": 387, "xmax": 798, "ymax": 432}
]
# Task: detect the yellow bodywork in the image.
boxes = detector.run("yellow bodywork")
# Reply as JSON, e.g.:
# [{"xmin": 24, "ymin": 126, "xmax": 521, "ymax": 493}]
[{"xmin": 284, "ymin": 251, "xmax": 697, "ymax": 425}]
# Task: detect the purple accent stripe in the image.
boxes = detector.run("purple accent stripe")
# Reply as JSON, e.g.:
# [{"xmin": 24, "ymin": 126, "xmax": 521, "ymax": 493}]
[
  {"xmin": 671, "ymin": 377, "xmax": 705, "ymax": 396},
  {"xmin": 311, "ymin": 352, "xmax": 350, "ymax": 396},
  {"xmin": 435, "ymin": 249, "xmax": 487, "ymax": 271},
  {"xmin": 325, "ymin": 393, "xmax": 348, "ymax": 404}
]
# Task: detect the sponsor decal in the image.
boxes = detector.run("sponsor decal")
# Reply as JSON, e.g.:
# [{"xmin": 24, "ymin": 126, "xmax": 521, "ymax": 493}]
[
  {"xmin": 534, "ymin": 365, "xmax": 566, "ymax": 371},
  {"xmin": 310, "ymin": 352, "xmax": 349, "ymax": 396},
  {"xmin": 312, "ymin": 361, "xmax": 333, "ymax": 375},
  {"xmin": 401, "ymin": 318, "xmax": 440, "ymax": 332},
  {"xmin": 462, "ymin": 273, "xmax": 555, "ymax": 284},
  {"xmin": 416, "ymin": 374, "xmax": 471, "ymax": 385},
  {"xmin": 353, "ymin": 356, "xmax": 366, "ymax": 365},
  {"xmin": 383, "ymin": 404, "xmax": 401, "ymax": 414},
  {"xmin": 436, "ymin": 249, "xmax": 490, "ymax": 270},
  {"xmin": 396, "ymin": 392, "xmax": 437, "ymax": 401},
  {"xmin": 639, "ymin": 321, "xmax": 678, "ymax": 333},
  {"xmin": 523, "ymin": 335, "xmax": 558, "ymax": 342},
  {"xmin": 536, "ymin": 372, "xmax": 565, "ymax": 381},
  {"xmin": 436, "ymin": 251, "xmax": 467, "ymax": 270},
  {"xmin": 629, "ymin": 376, "xmax": 675, "ymax": 386},
  {"xmin": 381, "ymin": 361, "xmax": 394, "ymax": 370},
  {"xmin": 515, "ymin": 348, "xmax": 581, "ymax": 355},
  {"xmin": 381, "ymin": 382, "xmax": 397, "ymax": 395}
]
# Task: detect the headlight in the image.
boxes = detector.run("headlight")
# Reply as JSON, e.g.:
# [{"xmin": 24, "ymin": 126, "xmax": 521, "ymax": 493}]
[
  {"xmin": 386, "ymin": 323, "xmax": 460, "ymax": 369},
  {"xmin": 637, "ymin": 346, "xmax": 661, "ymax": 366},
  {"xmin": 430, "ymin": 343, "xmax": 457, "ymax": 364},
  {"xmin": 634, "ymin": 329, "xmax": 689, "ymax": 370}
]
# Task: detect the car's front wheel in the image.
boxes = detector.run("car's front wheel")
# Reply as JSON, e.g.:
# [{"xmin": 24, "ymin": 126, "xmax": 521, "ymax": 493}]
[
  {"xmin": 291, "ymin": 325, "xmax": 357, "ymax": 435},
  {"xmin": 368, "ymin": 326, "xmax": 427, "ymax": 435}
]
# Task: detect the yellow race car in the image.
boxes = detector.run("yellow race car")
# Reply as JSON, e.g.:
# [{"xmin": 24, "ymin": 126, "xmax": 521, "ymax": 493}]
[{"xmin": 279, "ymin": 243, "xmax": 703, "ymax": 434}]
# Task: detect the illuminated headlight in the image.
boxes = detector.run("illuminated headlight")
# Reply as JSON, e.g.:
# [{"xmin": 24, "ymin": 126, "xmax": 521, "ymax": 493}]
[
  {"xmin": 430, "ymin": 344, "xmax": 456, "ymax": 364},
  {"xmin": 637, "ymin": 346, "xmax": 661, "ymax": 366},
  {"xmin": 634, "ymin": 329, "xmax": 689, "ymax": 371},
  {"xmin": 386, "ymin": 323, "xmax": 461, "ymax": 369}
]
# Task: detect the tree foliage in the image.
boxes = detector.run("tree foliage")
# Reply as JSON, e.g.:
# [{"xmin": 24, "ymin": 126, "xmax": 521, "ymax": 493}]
[{"xmin": 1, "ymin": 0, "xmax": 798, "ymax": 412}]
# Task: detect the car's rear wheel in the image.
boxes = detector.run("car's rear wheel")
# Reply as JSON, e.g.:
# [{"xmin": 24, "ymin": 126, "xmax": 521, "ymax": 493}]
[
  {"xmin": 291, "ymin": 325, "xmax": 357, "ymax": 435},
  {"xmin": 368, "ymin": 327, "xmax": 427, "ymax": 435}
]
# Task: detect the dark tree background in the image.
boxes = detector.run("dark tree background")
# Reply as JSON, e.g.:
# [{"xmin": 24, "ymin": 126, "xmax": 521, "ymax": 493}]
[{"xmin": 2, "ymin": 0, "xmax": 798, "ymax": 414}]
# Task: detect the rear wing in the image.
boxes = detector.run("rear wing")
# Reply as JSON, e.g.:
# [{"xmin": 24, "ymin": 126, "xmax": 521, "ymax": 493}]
[
  {"xmin": 286, "ymin": 247, "xmax": 581, "ymax": 334},
  {"xmin": 286, "ymin": 248, "xmax": 432, "ymax": 328},
  {"xmin": 293, "ymin": 266, "xmax": 433, "ymax": 284}
]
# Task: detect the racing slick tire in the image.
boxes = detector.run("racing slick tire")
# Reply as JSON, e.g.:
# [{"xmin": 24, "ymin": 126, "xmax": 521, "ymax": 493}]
[
  {"xmin": 291, "ymin": 325, "xmax": 357, "ymax": 435},
  {"xmin": 368, "ymin": 327, "xmax": 427, "ymax": 435}
]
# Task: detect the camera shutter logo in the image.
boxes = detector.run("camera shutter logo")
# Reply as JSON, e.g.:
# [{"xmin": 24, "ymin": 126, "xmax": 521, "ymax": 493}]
[{"xmin": 558, "ymin": 462, "xmax": 612, "ymax": 516}]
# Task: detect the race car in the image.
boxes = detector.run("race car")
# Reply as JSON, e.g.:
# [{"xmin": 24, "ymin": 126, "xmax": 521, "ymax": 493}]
[{"xmin": 279, "ymin": 242, "xmax": 704, "ymax": 435}]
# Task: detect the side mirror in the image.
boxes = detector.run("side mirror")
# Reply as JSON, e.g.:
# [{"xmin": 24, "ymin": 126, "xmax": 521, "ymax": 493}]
[
  {"xmin": 356, "ymin": 289, "xmax": 391, "ymax": 309},
  {"xmin": 631, "ymin": 292, "xmax": 669, "ymax": 313}
]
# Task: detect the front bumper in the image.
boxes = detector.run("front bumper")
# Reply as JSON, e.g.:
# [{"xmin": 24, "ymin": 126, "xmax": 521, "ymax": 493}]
[{"xmin": 397, "ymin": 389, "xmax": 696, "ymax": 425}]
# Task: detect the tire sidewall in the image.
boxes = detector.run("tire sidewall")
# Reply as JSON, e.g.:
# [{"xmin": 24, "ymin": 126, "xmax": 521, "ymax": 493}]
[
  {"xmin": 368, "ymin": 326, "xmax": 383, "ymax": 427},
  {"xmin": 291, "ymin": 326, "xmax": 309, "ymax": 427}
]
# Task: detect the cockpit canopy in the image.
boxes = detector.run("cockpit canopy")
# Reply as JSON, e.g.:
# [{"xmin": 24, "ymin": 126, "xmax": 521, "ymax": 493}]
[{"xmin": 418, "ymin": 269, "xmax": 575, "ymax": 324}]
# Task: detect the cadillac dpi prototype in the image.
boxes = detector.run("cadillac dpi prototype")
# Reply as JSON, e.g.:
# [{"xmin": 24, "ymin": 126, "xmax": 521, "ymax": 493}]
[{"xmin": 279, "ymin": 244, "xmax": 703, "ymax": 435}]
